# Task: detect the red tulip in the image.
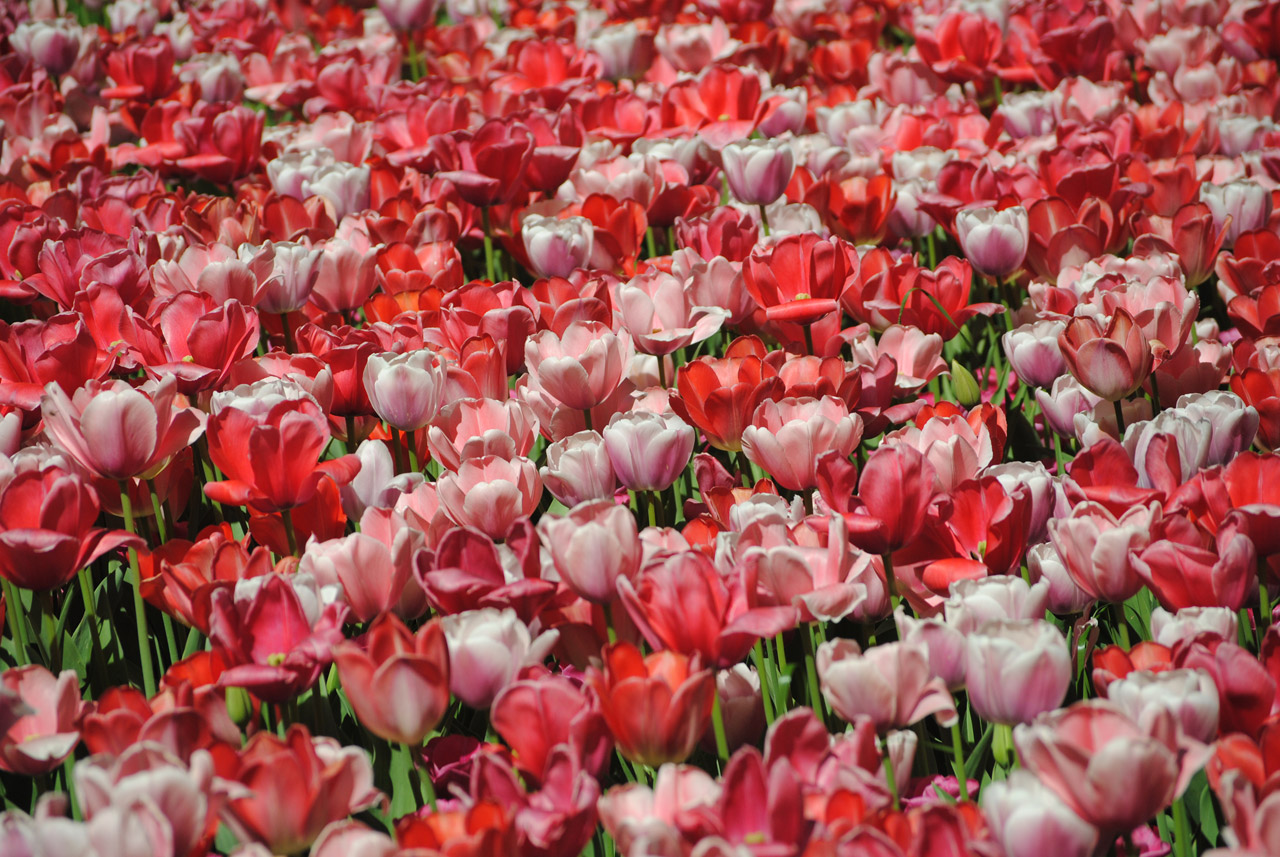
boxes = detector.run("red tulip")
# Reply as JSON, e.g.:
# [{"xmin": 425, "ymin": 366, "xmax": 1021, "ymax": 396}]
[
  {"xmin": 333, "ymin": 614, "xmax": 450, "ymax": 746},
  {"xmin": 741, "ymin": 233, "xmax": 856, "ymax": 328},
  {"xmin": 673, "ymin": 339, "xmax": 785, "ymax": 452},
  {"xmin": 587, "ymin": 642, "xmax": 715, "ymax": 768}
]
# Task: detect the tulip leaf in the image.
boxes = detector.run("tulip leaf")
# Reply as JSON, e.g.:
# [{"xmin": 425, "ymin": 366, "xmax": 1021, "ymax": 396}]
[
  {"xmin": 964, "ymin": 722, "xmax": 995, "ymax": 781},
  {"xmin": 388, "ymin": 744, "xmax": 419, "ymax": 818}
]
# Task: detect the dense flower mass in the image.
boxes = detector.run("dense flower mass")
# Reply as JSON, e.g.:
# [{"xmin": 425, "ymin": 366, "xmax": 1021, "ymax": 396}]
[{"xmin": 2, "ymin": 0, "xmax": 1280, "ymax": 854}]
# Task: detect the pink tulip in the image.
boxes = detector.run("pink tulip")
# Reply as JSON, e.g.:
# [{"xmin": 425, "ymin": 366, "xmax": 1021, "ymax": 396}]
[
  {"xmin": 618, "ymin": 269, "xmax": 728, "ymax": 357},
  {"xmin": 9, "ymin": 19, "xmax": 83, "ymax": 76},
  {"xmin": 1002, "ymin": 319, "xmax": 1067, "ymax": 388},
  {"xmin": 895, "ymin": 609, "xmax": 967, "ymax": 690},
  {"xmin": 436, "ymin": 454, "xmax": 542, "ymax": 539},
  {"xmin": 1104, "ymin": 669, "xmax": 1220, "ymax": 745},
  {"xmin": 881, "ymin": 412, "xmax": 991, "ymax": 494},
  {"xmin": 942, "ymin": 576, "xmax": 1051, "ymax": 634},
  {"xmin": 1026, "ymin": 542, "xmax": 1096, "ymax": 614},
  {"xmin": 956, "ymin": 206, "xmax": 1030, "ymax": 279},
  {"xmin": 311, "ymin": 237, "xmax": 379, "ymax": 313},
  {"xmin": 1036, "ymin": 376, "xmax": 1104, "ymax": 438},
  {"xmin": 741, "ymin": 397, "xmax": 863, "ymax": 492},
  {"xmin": 0, "ymin": 666, "xmax": 86, "ymax": 776},
  {"xmin": 1201, "ymin": 179, "xmax": 1272, "ymax": 249},
  {"xmin": 41, "ymin": 375, "xmax": 206, "ymax": 481},
  {"xmin": 539, "ymin": 430, "xmax": 617, "ymax": 508},
  {"xmin": 151, "ymin": 243, "xmax": 266, "ymax": 305},
  {"xmin": 1048, "ymin": 501, "xmax": 1161, "ymax": 604},
  {"xmin": 1014, "ymin": 701, "xmax": 1207, "ymax": 837},
  {"xmin": 740, "ymin": 514, "xmax": 878, "ymax": 623},
  {"xmin": 299, "ymin": 508, "xmax": 427, "ymax": 622},
  {"xmin": 1149, "ymin": 606, "xmax": 1237, "ymax": 647},
  {"xmin": 720, "ymin": 139, "xmax": 796, "ymax": 206},
  {"xmin": 964, "ymin": 620, "xmax": 1072, "ymax": 725},
  {"xmin": 540, "ymin": 499, "xmax": 642, "ymax": 604},
  {"xmin": 602, "ymin": 411, "xmax": 695, "ymax": 493},
  {"xmin": 817, "ymin": 638, "xmax": 957, "ymax": 731},
  {"xmin": 362, "ymin": 350, "xmax": 448, "ymax": 432},
  {"xmin": 426, "ymin": 398, "xmax": 539, "ymax": 473},
  {"xmin": 524, "ymin": 321, "xmax": 633, "ymax": 412},
  {"xmin": 521, "ymin": 214, "xmax": 594, "ymax": 279},
  {"xmin": 255, "ymin": 241, "xmax": 322, "ymax": 315},
  {"xmin": 377, "ymin": 0, "xmax": 438, "ymax": 30},
  {"xmin": 440, "ymin": 608, "xmax": 559, "ymax": 711},
  {"xmin": 982, "ymin": 770, "xmax": 1099, "ymax": 857},
  {"xmin": 332, "ymin": 614, "xmax": 450, "ymax": 745}
]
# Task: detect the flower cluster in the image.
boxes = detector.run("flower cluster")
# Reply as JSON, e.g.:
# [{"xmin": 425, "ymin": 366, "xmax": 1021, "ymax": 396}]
[{"xmin": 0, "ymin": 0, "xmax": 1279, "ymax": 855}]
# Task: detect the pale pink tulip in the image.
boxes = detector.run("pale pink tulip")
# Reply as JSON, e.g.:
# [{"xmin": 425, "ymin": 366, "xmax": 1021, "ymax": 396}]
[
  {"xmin": 426, "ymin": 398, "xmax": 538, "ymax": 473},
  {"xmin": 817, "ymin": 638, "xmax": 957, "ymax": 731},
  {"xmin": 602, "ymin": 411, "xmax": 695, "ymax": 493},
  {"xmin": 964, "ymin": 620, "xmax": 1072, "ymax": 725},
  {"xmin": 956, "ymin": 206, "xmax": 1029, "ymax": 279},
  {"xmin": 720, "ymin": 139, "xmax": 796, "ymax": 206},
  {"xmin": 982, "ymin": 770, "xmax": 1099, "ymax": 857},
  {"xmin": 618, "ymin": 269, "xmax": 729, "ymax": 357},
  {"xmin": 539, "ymin": 430, "xmax": 617, "ymax": 507},
  {"xmin": 741, "ymin": 397, "xmax": 863, "ymax": 492},
  {"xmin": 440, "ymin": 608, "xmax": 559, "ymax": 709},
  {"xmin": 436, "ymin": 455, "xmax": 542, "ymax": 539},
  {"xmin": 540, "ymin": 499, "xmax": 641, "ymax": 604},
  {"xmin": 363, "ymin": 350, "xmax": 448, "ymax": 431},
  {"xmin": 524, "ymin": 321, "xmax": 633, "ymax": 412},
  {"xmin": 521, "ymin": 214, "xmax": 594, "ymax": 279},
  {"xmin": 1048, "ymin": 501, "xmax": 1161, "ymax": 604}
]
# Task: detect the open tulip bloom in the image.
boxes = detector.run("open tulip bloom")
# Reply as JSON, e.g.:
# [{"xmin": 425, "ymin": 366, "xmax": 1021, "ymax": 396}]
[{"xmin": 2, "ymin": 2, "xmax": 1279, "ymax": 856}]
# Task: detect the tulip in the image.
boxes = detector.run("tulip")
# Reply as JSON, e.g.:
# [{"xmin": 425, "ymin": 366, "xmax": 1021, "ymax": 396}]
[
  {"xmin": 602, "ymin": 411, "xmax": 695, "ymax": 493},
  {"xmin": 298, "ymin": 512, "xmax": 427, "ymax": 622},
  {"xmin": 1048, "ymin": 501, "xmax": 1161, "ymax": 604},
  {"xmin": 439, "ymin": 608, "xmax": 558, "ymax": 709},
  {"xmin": 377, "ymin": 0, "xmax": 439, "ymax": 30},
  {"xmin": 41, "ymin": 375, "xmax": 205, "ymax": 481},
  {"xmin": 222, "ymin": 725, "xmax": 382, "ymax": 855},
  {"xmin": 1002, "ymin": 319, "xmax": 1067, "ymax": 388},
  {"xmin": 1201, "ymin": 180, "xmax": 1272, "ymax": 249},
  {"xmin": 618, "ymin": 269, "xmax": 728, "ymax": 358},
  {"xmin": 741, "ymin": 397, "xmax": 863, "ymax": 492},
  {"xmin": 490, "ymin": 670, "xmax": 613, "ymax": 781},
  {"xmin": 965, "ymin": 620, "xmax": 1072, "ymax": 725},
  {"xmin": 742, "ymin": 233, "xmax": 856, "ymax": 329},
  {"xmin": 895, "ymin": 610, "xmax": 967, "ymax": 690},
  {"xmin": 436, "ymin": 455, "xmax": 542, "ymax": 540},
  {"xmin": 982, "ymin": 770, "xmax": 1099, "ymax": 857},
  {"xmin": 540, "ymin": 499, "xmax": 642, "ymax": 605},
  {"xmin": 1014, "ymin": 701, "xmax": 1206, "ymax": 837},
  {"xmin": 521, "ymin": 214, "xmax": 594, "ymax": 279},
  {"xmin": 524, "ymin": 321, "xmax": 633, "ymax": 413},
  {"xmin": 363, "ymin": 350, "xmax": 448, "ymax": 432},
  {"xmin": 0, "ymin": 666, "xmax": 86, "ymax": 776},
  {"xmin": 1026, "ymin": 542, "xmax": 1095, "ymax": 614},
  {"xmin": 673, "ymin": 346, "xmax": 784, "ymax": 452},
  {"xmin": 1105, "ymin": 669, "xmax": 1220, "ymax": 745},
  {"xmin": 720, "ymin": 139, "xmax": 796, "ymax": 206},
  {"xmin": 426, "ymin": 398, "xmax": 539, "ymax": 473},
  {"xmin": 539, "ymin": 431, "xmax": 617, "ymax": 508},
  {"xmin": 1036, "ymin": 376, "xmax": 1104, "ymax": 438},
  {"xmin": 9, "ymin": 19, "xmax": 83, "ymax": 76},
  {"xmin": 1058, "ymin": 309, "xmax": 1155, "ymax": 402},
  {"xmin": 942, "ymin": 576, "xmax": 1051, "ymax": 634},
  {"xmin": 956, "ymin": 206, "xmax": 1030, "ymax": 279},
  {"xmin": 821, "ymin": 443, "xmax": 937, "ymax": 557},
  {"xmin": 1149, "ymin": 606, "xmax": 1237, "ymax": 648},
  {"xmin": 256, "ymin": 242, "xmax": 322, "ymax": 315},
  {"xmin": 587, "ymin": 643, "xmax": 715, "ymax": 768},
  {"xmin": 1132, "ymin": 517, "xmax": 1256, "ymax": 612},
  {"xmin": 311, "ymin": 237, "xmax": 379, "ymax": 314},
  {"xmin": 817, "ymin": 638, "xmax": 957, "ymax": 731},
  {"xmin": 333, "ymin": 614, "xmax": 450, "ymax": 745},
  {"xmin": 208, "ymin": 573, "xmax": 348, "ymax": 702}
]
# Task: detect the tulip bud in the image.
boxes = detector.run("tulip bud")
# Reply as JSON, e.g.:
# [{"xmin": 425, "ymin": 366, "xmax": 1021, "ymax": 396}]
[{"xmin": 949, "ymin": 358, "xmax": 981, "ymax": 407}]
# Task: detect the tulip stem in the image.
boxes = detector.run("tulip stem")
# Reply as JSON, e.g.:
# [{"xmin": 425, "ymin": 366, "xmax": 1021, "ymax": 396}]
[
  {"xmin": 758, "ymin": 204, "xmax": 770, "ymax": 238},
  {"xmin": 281, "ymin": 507, "xmax": 300, "ymax": 558},
  {"xmin": 1172, "ymin": 796, "xmax": 1190, "ymax": 857},
  {"xmin": 481, "ymin": 207, "xmax": 496, "ymax": 283},
  {"xmin": 882, "ymin": 552, "xmax": 901, "ymax": 610},
  {"xmin": 751, "ymin": 642, "xmax": 776, "ymax": 725},
  {"xmin": 1262, "ymin": 581, "xmax": 1272, "ymax": 632},
  {"xmin": 119, "ymin": 481, "xmax": 157, "ymax": 698},
  {"xmin": 602, "ymin": 601, "xmax": 618, "ymax": 645},
  {"xmin": 803, "ymin": 325, "xmax": 816, "ymax": 357},
  {"xmin": 279, "ymin": 313, "xmax": 295, "ymax": 353},
  {"xmin": 345, "ymin": 414, "xmax": 358, "ymax": 452},
  {"xmin": 2, "ymin": 578, "xmax": 28, "ymax": 666},
  {"xmin": 951, "ymin": 722, "xmax": 968, "ymax": 788},
  {"xmin": 803, "ymin": 625, "xmax": 825, "ymax": 721},
  {"xmin": 1149, "ymin": 373, "xmax": 1162, "ymax": 414},
  {"xmin": 881, "ymin": 736, "xmax": 901, "ymax": 810},
  {"xmin": 710, "ymin": 686, "xmax": 730, "ymax": 761},
  {"xmin": 645, "ymin": 226, "xmax": 658, "ymax": 260},
  {"xmin": 583, "ymin": 408, "xmax": 593, "ymax": 432},
  {"xmin": 1112, "ymin": 601, "xmax": 1131, "ymax": 649},
  {"xmin": 1113, "ymin": 399, "xmax": 1127, "ymax": 437},
  {"xmin": 391, "ymin": 427, "xmax": 408, "ymax": 475},
  {"xmin": 405, "ymin": 429, "xmax": 420, "ymax": 474},
  {"xmin": 926, "ymin": 231, "xmax": 937, "ymax": 269},
  {"xmin": 649, "ymin": 491, "xmax": 666, "ymax": 529},
  {"xmin": 78, "ymin": 568, "xmax": 109, "ymax": 692}
]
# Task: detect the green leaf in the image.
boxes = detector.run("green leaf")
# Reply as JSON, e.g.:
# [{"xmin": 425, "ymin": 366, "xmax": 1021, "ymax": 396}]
[
  {"xmin": 388, "ymin": 745, "xmax": 419, "ymax": 819},
  {"xmin": 965, "ymin": 722, "xmax": 995, "ymax": 781}
]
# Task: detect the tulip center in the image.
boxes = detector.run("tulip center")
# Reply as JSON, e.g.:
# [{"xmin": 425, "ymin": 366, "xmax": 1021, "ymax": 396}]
[
  {"xmin": 796, "ymin": 292, "xmax": 810, "ymax": 300},
  {"xmin": 268, "ymin": 652, "xmax": 287, "ymax": 667}
]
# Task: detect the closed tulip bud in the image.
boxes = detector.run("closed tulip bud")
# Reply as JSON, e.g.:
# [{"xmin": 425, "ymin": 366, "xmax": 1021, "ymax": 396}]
[
  {"xmin": 965, "ymin": 620, "xmax": 1072, "ymax": 725},
  {"xmin": 1002, "ymin": 319, "xmax": 1067, "ymax": 389},
  {"xmin": 949, "ymin": 359, "xmax": 982, "ymax": 407},
  {"xmin": 10, "ymin": 19, "xmax": 83, "ymax": 76},
  {"xmin": 539, "ymin": 430, "xmax": 617, "ymax": 507},
  {"xmin": 1058, "ymin": 309, "xmax": 1154, "ymax": 402},
  {"xmin": 363, "ymin": 350, "xmax": 448, "ymax": 431},
  {"xmin": 983, "ymin": 770, "xmax": 1099, "ymax": 857},
  {"xmin": 602, "ymin": 411, "xmax": 695, "ymax": 492},
  {"xmin": 257, "ymin": 241, "xmax": 323, "ymax": 315},
  {"xmin": 1105, "ymin": 668, "xmax": 1220, "ymax": 745},
  {"xmin": 720, "ymin": 139, "xmax": 796, "ymax": 206},
  {"xmin": 956, "ymin": 205, "xmax": 1030, "ymax": 279},
  {"xmin": 521, "ymin": 214, "xmax": 594, "ymax": 279},
  {"xmin": 377, "ymin": 0, "xmax": 439, "ymax": 30},
  {"xmin": 943, "ymin": 576, "xmax": 1051, "ymax": 634},
  {"xmin": 541, "ymin": 499, "xmax": 641, "ymax": 604},
  {"xmin": 1201, "ymin": 180, "xmax": 1272, "ymax": 248}
]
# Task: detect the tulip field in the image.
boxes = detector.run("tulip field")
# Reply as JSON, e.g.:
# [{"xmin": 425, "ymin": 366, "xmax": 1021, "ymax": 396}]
[{"xmin": 5, "ymin": 0, "xmax": 1280, "ymax": 854}]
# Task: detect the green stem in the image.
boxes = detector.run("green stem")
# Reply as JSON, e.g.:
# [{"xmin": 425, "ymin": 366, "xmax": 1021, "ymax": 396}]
[
  {"xmin": 645, "ymin": 226, "xmax": 657, "ymax": 260},
  {"xmin": 390, "ymin": 427, "xmax": 407, "ymax": 475},
  {"xmin": 281, "ymin": 507, "xmax": 300, "ymax": 558},
  {"xmin": 710, "ymin": 686, "xmax": 730, "ymax": 761},
  {"xmin": 882, "ymin": 736, "xmax": 901, "ymax": 810},
  {"xmin": 279, "ymin": 314, "xmax": 296, "ymax": 354},
  {"xmin": 951, "ymin": 722, "xmax": 968, "ymax": 797},
  {"xmin": 751, "ymin": 641, "xmax": 776, "ymax": 725},
  {"xmin": 345, "ymin": 414, "xmax": 358, "ymax": 452},
  {"xmin": 1112, "ymin": 601, "xmax": 1131, "ymax": 649},
  {"xmin": 481, "ymin": 207, "xmax": 496, "ymax": 283},
  {"xmin": 882, "ymin": 552, "xmax": 901, "ymax": 611},
  {"xmin": 802, "ymin": 625, "xmax": 825, "ymax": 721},
  {"xmin": 2, "ymin": 578, "xmax": 28, "ymax": 667},
  {"xmin": 583, "ymin": 408, "xmax": 593, "ymax": 432},
  {"xmin": 773, "ymin": 632, "xmax": 790, "ymax": 711},
  {"xmin": 1262, "ymin": 578, "xmax": 1272, "ymax": 633},
  {"xmin": 146, "ymin": 479, "xmax": 169, "ymax": 544},
  {"xmin": 1173, "ymin": 796, "xmax": 1190, "ymax": 857},
  {"xmin": 1113, "ymin": 398, "xmax": 1127, "ymax": 438},
  {"xmin": 405, "ymin": 428, "xmax": 419, "ymax": 474},
  {"xmin": 758, "ymin": 203, "xmax": 771, "ymax": 238},
  {"xmin": 649, "ymin": 491, "xmax": 666, "ymax": 529},
  {"xmin": 119, "ymin": 481, "xmax": 156, "ymax": 698},
  {"xmin": 602, "ymin": 601, "xmax": 618, "ymax": 645},
  {"xmin": 78, "ymin": 568, "xmax": 109, "ymax": 692}
]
